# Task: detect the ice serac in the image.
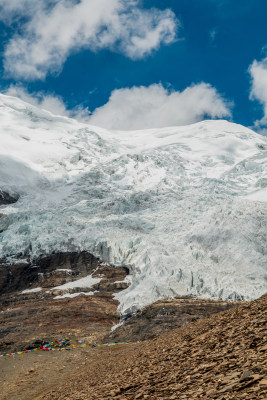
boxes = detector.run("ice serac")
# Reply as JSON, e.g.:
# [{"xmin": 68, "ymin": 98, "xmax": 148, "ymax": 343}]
[{"xmin": 0, "ymin": 93, "xmax": 266, "ymax": 315}]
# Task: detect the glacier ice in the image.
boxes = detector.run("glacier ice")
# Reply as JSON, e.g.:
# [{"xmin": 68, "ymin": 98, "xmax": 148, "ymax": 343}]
[{"xmin": 0, "ymin": 93, "xmax": 266, "ymax": 315}]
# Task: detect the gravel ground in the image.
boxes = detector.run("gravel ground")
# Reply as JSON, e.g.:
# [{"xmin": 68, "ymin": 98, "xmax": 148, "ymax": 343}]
[{"xmin": 0, "ymin": 294, "xmax": 266, "ymax": 400}]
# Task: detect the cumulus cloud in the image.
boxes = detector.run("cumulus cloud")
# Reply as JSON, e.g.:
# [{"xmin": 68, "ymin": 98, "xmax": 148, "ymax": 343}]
[
  {"xmin": 88, "ymin": 83, "xmax": 232, "ymax": 130},
  {"xmin": 0, "ymin": 0, "xmax": 41, "ymax": 21},
  {"xmin": 4, "ymin": 85, "xmax": 70, "ymax": 116},
  {"xmin": 4, "ymin": 84, "xmax": 94, "ymax": 122},
  {"xmin": 249, "ymin": 57, "xmax": 267, "ymax": 134},
  {"xmin": 1, "ymin": 0, "xmax": 178, "ymax": 80},
  {"xmin": 4, "ymin": 82, "xmax": 231, "ymax": 130}
]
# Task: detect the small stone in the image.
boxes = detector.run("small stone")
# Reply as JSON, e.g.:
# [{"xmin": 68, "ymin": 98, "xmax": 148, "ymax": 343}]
[
  {"xmin": 240, "ymin": 370, "xmax": 251, "ymax": 381},
  {"xmin": 222, "ymin": 371, "xmax": 240, "ymax": 382},
  {"xmin": 243, "ymin": 361, "xmax": 252, "ymax": 367},
  {"xmin": 259, "ymin": 378, "xmax": 267, "ymax": 386},
  {"xmin": 206, "ymin": 389, "xmax": 216, "ymax": 396},
  {"xmin": 250, "ymin": 374, "xmax": 261, "ymax": 381},
  {"xmin": 217, "ymin": 382, "xmax": 239, "ymax": 393}
]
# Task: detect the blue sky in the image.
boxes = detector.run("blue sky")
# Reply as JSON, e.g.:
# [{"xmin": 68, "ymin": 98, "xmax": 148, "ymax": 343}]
[{"xmin": 0, "ymin": 0, "xmax": 266, "ymax": 133}]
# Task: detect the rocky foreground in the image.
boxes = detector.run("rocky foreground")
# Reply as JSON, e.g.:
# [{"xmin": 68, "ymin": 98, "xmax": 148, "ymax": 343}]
[
  {"xmin": 41, "ymin": 293, "xmax": 267, "ymax": 400},
  {"xmin": 0, "ymin": 293, "xmax": 266, "ymax": 399}
]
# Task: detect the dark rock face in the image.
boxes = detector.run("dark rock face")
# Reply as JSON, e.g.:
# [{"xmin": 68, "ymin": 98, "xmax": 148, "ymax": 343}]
[
  {"xmin": 106, "ymin": 297, "xmax": 242, "ymax": 343},
  {"xmin": 0, "ymin": 252, "xmax": 130, "ymax": 353},
  {"xmin": 0, "ymin": 252, "xmax": 128, "ymax": 295},
  {"xmin": 0, "ymin": 190, "xmax": 19, "ymax": 205}
]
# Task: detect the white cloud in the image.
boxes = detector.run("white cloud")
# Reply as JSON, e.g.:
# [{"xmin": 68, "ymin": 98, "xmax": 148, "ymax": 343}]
[
  {"xmin": 3, "ymin": 82, "xmax": 231, "ymax": 130},
  {"xmin": 4, "ymin": 84, "xmax": 94, "ymax": 121},
  {"xmin": 4, "ymin": 85, "xmax": 70, "ymax": 116},
  {"xmin": 1, "ymin": 0, "xmax": 178, "ymax": 80},
  {"xmin": 0, "ymin": 0, "xmax": 41, "ymax": 21},
  {"xmin": 249, "ymin": 57, "xmax": 267, "ymax": 133},
  {"xmin": 88, "ymin": 83, "xmax": 232, "ymax": 130}
]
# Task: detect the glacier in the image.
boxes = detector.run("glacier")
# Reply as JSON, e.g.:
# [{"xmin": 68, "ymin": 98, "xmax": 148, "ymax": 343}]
[{"xmin": 0, "ymin": 93, "xmax": 266, "ymax": 315}]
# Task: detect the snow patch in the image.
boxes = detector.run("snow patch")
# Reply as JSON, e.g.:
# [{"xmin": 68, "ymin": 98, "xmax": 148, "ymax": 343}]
[
  {"xmin": 21, "ymin": 287, "xmax": 42, "ymax": 294},
  {"xmin": 114, "ymin": 275, "xmax": 133, "ymax": 284},
  {"xmin": 56, "ymin": 269, "xmax": 72, "ymax": 272},
  {"xmin": 246, "ymin": 187, "xmax": 267, "ymax": 202},
  {"xmin": 52, "ymin": 275, "xmax": 101, "ymax": 291},
  {"xmin": 53, "ymin": 291, "xmax": 97, "ymax": 299},
  {"xmin": 110, "ymin": 321, "xmax": 124, "ymax": 332}
]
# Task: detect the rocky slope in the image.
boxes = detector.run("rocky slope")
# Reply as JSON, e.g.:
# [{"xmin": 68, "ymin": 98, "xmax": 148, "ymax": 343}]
[
  {"xmin": 41, "ymin": 293, "xmax": 267, "ymax": 400},
  {"xmin": 106, "ymin": 297, "xmax": 240, "ymax": 342},
  {"xmin": 1, "ymin": 293, "xmax": 265, "ymax": 400}
]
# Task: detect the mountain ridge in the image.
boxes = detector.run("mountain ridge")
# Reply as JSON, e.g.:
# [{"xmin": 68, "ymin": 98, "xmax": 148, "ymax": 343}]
[{"xmin": 0, "ymin": 93, "xmax": 266, "ymax": 314}]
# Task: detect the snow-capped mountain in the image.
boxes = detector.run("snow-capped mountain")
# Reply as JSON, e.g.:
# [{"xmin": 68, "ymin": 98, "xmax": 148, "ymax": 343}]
[{"xmin": 0, "ymin": 93, "xmax": 266, "ymax": 314}]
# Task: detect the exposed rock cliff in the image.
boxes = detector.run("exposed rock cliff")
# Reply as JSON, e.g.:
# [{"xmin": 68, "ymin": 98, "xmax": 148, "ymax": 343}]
[
  {"xmin": 0, "ymin": 190, "xmax": 18, "ymax": 205},
  {"xmin": 0, "ymin": 252, "xmax": 130, "ymax": 353}
]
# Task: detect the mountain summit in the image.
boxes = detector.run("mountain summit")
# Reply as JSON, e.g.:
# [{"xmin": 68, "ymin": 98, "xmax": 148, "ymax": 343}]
[{"xmin": 0, "ymin": 94, "xmax": 266, "ymax": 314}]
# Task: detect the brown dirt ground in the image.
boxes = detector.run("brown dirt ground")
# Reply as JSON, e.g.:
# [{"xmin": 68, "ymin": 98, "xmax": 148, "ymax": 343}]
[{"xmin": 0, "ymin": 294, "xmax": 266, "ymax": 400}]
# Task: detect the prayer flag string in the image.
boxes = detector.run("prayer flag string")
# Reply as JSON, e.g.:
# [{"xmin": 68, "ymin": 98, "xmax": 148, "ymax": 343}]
[{"xmin": 0, "ymin": 338, "xmax": 141, "ymax": 358}]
